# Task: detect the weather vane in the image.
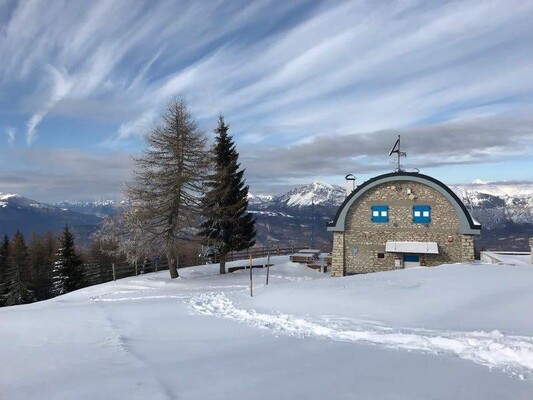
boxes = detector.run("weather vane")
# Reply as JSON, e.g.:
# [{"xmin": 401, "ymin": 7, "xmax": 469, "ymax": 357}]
[{"xmin": 389, "ymin": 135, "xmax": 406, "ymax": 172}]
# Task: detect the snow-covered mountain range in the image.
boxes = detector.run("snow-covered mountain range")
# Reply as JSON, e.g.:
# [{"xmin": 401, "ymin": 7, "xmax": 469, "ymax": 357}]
[
  {"xmin": 248, "ymin": 180, "xmax": 533, "ymax": 228},
  {"xmin": 1, "ymin": 180, "xmax": 531, "ymax": 250},
  {"xmin": 51, "ymin": 180, "xmax": 533, "ymax": 222},
  {"xmin": 277, "ymin": 182, "xmax": 346, "ymax": 208},
  {"xmin": 0, "ymin": 193, "xmax": 101, "ymax": 244},
  {"xmin": 450, "ymin": 183, "xmax": 533, "ymax": 228},
  {"xmin": 55, "ymin": 199, "xmax": 128, "ymax": 219},
  {"xmin": 247, "ymin": 193, "xmax": 274, "ymax": 206},
  {"xmin": 244, "ymin": 180, "xmax": 533, "ymax": 251},
  {"xmin": 248, "ymin": 182, "xmax": 345, "ymax": 209}
]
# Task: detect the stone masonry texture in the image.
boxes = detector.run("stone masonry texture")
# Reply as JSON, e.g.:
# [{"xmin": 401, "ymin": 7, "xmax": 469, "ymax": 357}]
[{"xmin": 333, "ymin": 180, "xmax": 476, "ymax": 276}]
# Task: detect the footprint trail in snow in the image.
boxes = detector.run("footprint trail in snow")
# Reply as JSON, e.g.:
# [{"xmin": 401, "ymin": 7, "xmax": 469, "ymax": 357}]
[{"xmin": 187, "ymin": 292, "xmax": 533, "ymax": 378}]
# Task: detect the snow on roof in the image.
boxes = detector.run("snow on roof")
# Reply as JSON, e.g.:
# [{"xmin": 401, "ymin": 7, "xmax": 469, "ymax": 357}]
[{"xmin": 386, "ymin": 241, "xmax": 439, "ymax": 254}]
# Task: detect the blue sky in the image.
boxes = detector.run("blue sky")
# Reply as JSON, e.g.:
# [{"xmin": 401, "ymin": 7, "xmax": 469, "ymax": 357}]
[{"xmin": 0, "ymin": 0, "xmax": 532, "ymax": 202}]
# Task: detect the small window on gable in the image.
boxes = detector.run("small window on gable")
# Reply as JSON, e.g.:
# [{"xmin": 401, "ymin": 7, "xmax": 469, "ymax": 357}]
[
  {"xmin": 371, "ymin": 205, "xmax": 389, "ymax": 223},
  {"xmin": 413, "ymin": 205, "xmax": 431, "ymax": 223}
]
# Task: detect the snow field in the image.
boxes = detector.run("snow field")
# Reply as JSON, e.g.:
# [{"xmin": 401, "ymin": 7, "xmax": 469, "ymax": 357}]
[
  {"xmin": 2, "ymin": 257, "xmax": 533, "ymax": 399},
  {"xmin": 188, "ymin": 292, "xmax": 533, "ymax": 376}
]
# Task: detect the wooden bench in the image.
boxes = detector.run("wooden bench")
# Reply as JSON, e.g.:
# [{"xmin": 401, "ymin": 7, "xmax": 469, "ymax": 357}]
[
  {"xmin": 228, "ymin": 264, "xmax": 273, "ymax": 273},
  {"xmin": 298, "ymin": 249, "xmax": 321, "ymax": 259},
  {"xmin": 289, "ymin": 254, "xmax": 315, "ymax": 263}
]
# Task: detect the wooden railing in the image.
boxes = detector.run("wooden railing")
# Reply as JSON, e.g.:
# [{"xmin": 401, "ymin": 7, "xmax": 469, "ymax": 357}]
[
  {"xmin": 81, "ymin": 244, "xmax": 331, "ymax": 284},
  {"xmin": 213, "ymin": 245, "xmax": 330, "ymax": 263},
  {"xmin": 0, "ymin": 245, "xmax": 332, "ymax": 303},
  {"xmin": 81, "ymin": 260, "xmax": 170, "ymax": 284}
]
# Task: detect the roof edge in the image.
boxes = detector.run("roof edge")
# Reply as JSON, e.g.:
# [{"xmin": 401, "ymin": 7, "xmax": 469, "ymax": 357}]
[{"xmin": 327, "ymin": 172, "xmax": 481, "ymax": 235}]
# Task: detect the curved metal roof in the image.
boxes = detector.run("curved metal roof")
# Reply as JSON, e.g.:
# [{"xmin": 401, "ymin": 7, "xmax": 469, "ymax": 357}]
[{"xmin": 327, "ymin": 172, "xmax": 481, "ymax": 235}]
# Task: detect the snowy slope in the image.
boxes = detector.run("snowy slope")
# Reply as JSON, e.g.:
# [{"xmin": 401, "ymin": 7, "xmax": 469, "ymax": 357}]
[
  {"xmin": 1, "ymin": 258, "xmax": 533, "ymax": 399},
  {"xmin": 451, "ymin": 182, "xmax": 533, "ymax": 227},
  {"xmin": 276, "ymin": 181, "xmax": 345, "ymax": 207}
]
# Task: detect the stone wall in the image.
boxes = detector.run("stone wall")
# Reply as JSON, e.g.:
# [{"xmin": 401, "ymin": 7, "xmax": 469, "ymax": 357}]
[
  {"xmin": 335, "ymin": 180, "xmax": 474, "ymax": 275},
  {"xmin": 331, "ymin": 231, "xmax": 344, "ymax": 277},
  {"xmin": 461, "ymin": 235, "xmax": 475, "ymax": 262}
]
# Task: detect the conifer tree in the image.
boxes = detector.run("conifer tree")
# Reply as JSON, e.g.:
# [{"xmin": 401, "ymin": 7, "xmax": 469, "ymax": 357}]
[
  {"xmin": 29, "ymin": 231, "xmax": 56, "ymax": 300},
  {"xmin": 3, "ymin": 231, "xmax": 34, "ymax": 306},
  {"xmin": 0, "ymin": 235, "xmax": 10, "ymax": 306},
  {"xmin": 51, "ymin": 226, "xmax": 83, "ymax": 296},
  {"xmin": 199, "ymin": 116, "xmax": 256, "ymax": 274},
  {"xmin": 125, "ymin": 98, "xmax": 210, "ymax": 278}
]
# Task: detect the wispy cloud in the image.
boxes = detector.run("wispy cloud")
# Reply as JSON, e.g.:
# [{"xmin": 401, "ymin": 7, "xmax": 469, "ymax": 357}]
[
  {"xmin": 26, "ymin": 65, "xmax": 72, "ymax": 144},
  {"xmin": 2, "ymin": 0, "xmax": 304, "ymax": 144},
  {"xmin": 5, "ymin": 127, "xmax": 15, "ymax": 145},
  {"xmin": 0, "ymin": 0, "xmax": 532, "ymax": 198}
]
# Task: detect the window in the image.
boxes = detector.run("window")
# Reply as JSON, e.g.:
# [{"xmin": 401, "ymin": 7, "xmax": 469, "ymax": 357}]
[
  {"xmin": 371, "ymin": 205, "xmax": 389, "ymax": 223},
  {"xmin": 377, "ymin": 252, "xmax": 385, "ymax": 259},
  {"xmin": 413, "ymin": 205, "xmax": 431, "ymax": 223}
]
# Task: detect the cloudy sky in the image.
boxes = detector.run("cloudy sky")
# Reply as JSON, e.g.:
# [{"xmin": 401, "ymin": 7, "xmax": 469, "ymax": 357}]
[{"xmin": 0, "ymin": 0, "xmax": 532, "ymax": 202}]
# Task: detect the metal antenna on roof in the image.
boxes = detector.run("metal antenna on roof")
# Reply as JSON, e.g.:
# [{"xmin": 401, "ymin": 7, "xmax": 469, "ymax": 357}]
[{"xmin": 389, "ymin": 135, "xmax": 407, "ymax": 172}]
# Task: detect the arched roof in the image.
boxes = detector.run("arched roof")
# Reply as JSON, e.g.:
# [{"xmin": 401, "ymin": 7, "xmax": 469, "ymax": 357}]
[{"xmin": 327, "ymin": 172, "xmax": 481, "ymax": 235}]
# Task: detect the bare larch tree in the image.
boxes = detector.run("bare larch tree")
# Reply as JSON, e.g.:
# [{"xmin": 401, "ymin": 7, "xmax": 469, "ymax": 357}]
[{"xmin": 125, "ymin": 98, "xmax": 209, "ymax": 278}]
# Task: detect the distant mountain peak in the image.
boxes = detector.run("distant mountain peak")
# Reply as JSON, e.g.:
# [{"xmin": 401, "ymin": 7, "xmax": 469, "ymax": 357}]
[
  {"xmin": 472, "ymin": 179, "xmax": 491, "ymax": 185},
  {"xmin": 55, "ymin": 199, "xmax": 127, "ymax": 219},
  {"xmin": 247, "ymin": 193, "xmax": 274, "ymax": 206},
  {"xmin": 309, "ymin": 181, "xmax": 334, "ymax": 189},
  {"xmin": 278, "ymin": 181, "xmax": 345, "ymax": 208},
  {"xmin": 0, "ymin": 193, "xmax": 21, "ymax": 201}
]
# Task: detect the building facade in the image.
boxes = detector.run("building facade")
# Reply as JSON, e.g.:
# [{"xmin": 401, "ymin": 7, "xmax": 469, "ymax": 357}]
[{"xmin": 327, "ymin": 172, "xmax": 481, "ymax": 277}]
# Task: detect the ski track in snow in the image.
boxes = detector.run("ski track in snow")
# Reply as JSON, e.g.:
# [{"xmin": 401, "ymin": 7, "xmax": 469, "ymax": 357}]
[
  {"xmin": 187, "ymin": 292, "xmax": 533, "ymax": 378},
  {"xmin": 93, "ymin": 301, "xmax": 177, "ymax": 400}
]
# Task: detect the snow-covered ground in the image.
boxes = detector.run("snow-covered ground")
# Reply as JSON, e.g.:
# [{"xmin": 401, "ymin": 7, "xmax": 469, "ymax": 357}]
[
  {"xmin": 482, "ymin": 251, "xmax": 531, "ymax": 266},
  {"xmin": 2, "ymin": 258, "xmax": 533, "ymax": 399}
]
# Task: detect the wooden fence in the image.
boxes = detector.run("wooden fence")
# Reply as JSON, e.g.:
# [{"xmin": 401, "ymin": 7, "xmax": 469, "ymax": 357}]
[
  {"xmin": 82, "ymin": 244, "xmax": 331, "ymax": 284},
  {"xmin": 214, "ymin": 246, "xmax": 302, "ymax": 263},
  {"xmin": 81, "ymin": 260, "xmax": 170, "ymax": 285}
]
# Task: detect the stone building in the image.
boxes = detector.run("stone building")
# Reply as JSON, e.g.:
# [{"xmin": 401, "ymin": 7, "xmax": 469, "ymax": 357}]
[{"xmin": 327, "ymin": 172, "xmax": 481, "ymax": 277}]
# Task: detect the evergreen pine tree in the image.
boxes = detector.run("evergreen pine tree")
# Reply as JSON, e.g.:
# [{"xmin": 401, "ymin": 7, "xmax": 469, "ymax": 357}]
[
  {"xmin": 51, "ymin": 226, "xmax": 83, "ymax": 296},
  {"xmin": 199, "ymin": 116, "xmax": 256, "ymax": 274},
  {"xmin": 3, "ymin": 231, "xmax": 34, "ymax": 306},
  {"xmin": 0, "ymin": 235, "xmax": 10, "ymax": 306},
  {"xmin": 28, "ymin": 231, "xmax": 55, "ymax": 300}
]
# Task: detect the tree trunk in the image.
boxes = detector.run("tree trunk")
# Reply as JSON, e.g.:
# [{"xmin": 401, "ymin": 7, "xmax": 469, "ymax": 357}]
[
  {"xmin": 166, "ymin": 239, "xmax": 179, "ymax": 279},
  {"xmin": 167, "ymin": 250, "xmax": 179, "ymax": 279},
  {"xmin": 219, "ymin": 254, "xmax": 226, "ymax": 275}
]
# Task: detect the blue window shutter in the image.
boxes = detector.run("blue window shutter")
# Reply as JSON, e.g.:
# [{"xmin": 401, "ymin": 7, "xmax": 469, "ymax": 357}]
[
  {"xmin": 371, "ymin": 205, "xmax": 389, "ymax": 223},
  {"xmin": 413, "ymin": 205, "xmax": 431, "ymax": 223}
]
